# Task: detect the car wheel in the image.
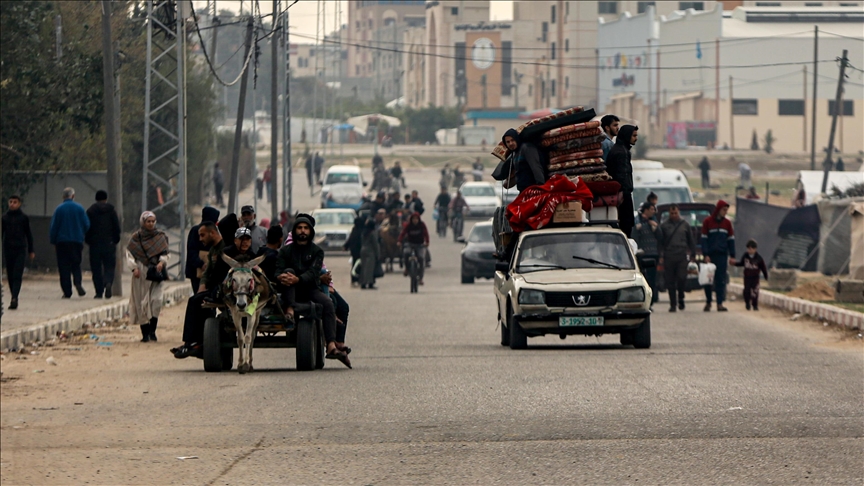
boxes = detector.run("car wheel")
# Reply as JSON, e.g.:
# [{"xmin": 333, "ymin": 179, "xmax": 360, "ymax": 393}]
[
  {"xmin": 461, "ymin": 271, "xmax": 474, "ymax": 284},
  {"xmin": 500, "ymin": 317, "xmax": 510, "ymax": 346},
  {"xmin": 632, "ymin": 317, "xmax": 651, "ymax": 349},
  {"xmin": 508, "ymin": 306, "xmax": 527, "ymax": 350}
]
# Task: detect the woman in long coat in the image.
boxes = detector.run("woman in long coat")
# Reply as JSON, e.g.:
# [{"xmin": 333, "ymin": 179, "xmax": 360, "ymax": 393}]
[
  {"xmin": 359, "ymin": 217, "xmax": 379, "ymax": 289},
  {"xmin": 126, "ymin": 211, "xmax": 169, "ymax": 342}
]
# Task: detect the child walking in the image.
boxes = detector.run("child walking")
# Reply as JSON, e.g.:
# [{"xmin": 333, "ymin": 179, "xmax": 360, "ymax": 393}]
[{"xmin": 733, "ymin": 239, "xmax": 768, "ymax": 310}]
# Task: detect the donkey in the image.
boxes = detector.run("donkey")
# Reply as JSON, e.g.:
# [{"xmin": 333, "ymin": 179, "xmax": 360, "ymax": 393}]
[{"xmin": 221, "ymin": 254, "xmax": 274, "ymax": 374}]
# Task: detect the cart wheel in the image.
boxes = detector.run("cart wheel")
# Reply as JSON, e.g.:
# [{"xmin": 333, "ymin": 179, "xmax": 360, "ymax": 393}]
[
  {"xmin": 295, "ymin": 318, "xmax": 317, "ymax": 371},
  {"xmin": 315, "ymin": 321, "xmax": 325, "ymax": 370},
  {"xmin": 203, "ymin": 317, "xmax": 224, "ymax": 372}
]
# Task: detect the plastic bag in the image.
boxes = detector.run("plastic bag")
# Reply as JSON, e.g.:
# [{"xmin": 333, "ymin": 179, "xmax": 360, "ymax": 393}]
[{"xmin": 698, "ymin": 263, "xmax": 716, "ymax": 286}]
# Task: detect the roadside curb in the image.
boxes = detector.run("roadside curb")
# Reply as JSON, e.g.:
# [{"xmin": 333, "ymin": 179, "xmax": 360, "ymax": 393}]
[
  {"xmin": 1, "ymin": 283, "xmax": 190, "ymax": 351},
  {"xmin": 728, "ymin": 283, "xmax": 863, "ymax": 330}
]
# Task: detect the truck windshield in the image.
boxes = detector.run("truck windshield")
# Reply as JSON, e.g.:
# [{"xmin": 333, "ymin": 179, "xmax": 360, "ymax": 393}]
[
  {"xmin": 517, "ymin": 233, "xmax": 635, "ymax": 272},
  {"xmin": 633, "ymin": 187, "xmax": 692, "ymax": 205}
]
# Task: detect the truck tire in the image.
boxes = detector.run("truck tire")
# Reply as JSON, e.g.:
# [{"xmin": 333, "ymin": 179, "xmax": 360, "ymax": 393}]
[
  {"xmin": 632, "ymin": 317, "xmax": 651, "ymax": 349},
  {"xmin": 203, "ymin": 317, "xmax": 224, "ymax": 372},
  {"xmin": 500, "ymin": 318, "xmax": 510, "ymax": 346},
  {"xmin": 508, "ymin": 306, "xmax": 527, "ymax": 350},
  {"xmin": 295, "ymin": 318, "xmax": 317, "ymax": 371}
]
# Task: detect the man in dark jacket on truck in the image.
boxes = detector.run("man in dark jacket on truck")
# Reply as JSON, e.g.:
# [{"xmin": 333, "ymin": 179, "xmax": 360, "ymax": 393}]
[
  {"xmin": 658, "ymin": 204, "xmax": 697, "ymax": 312},
  {"xmin": 85, "ymin": 190, "xmax": 122, "ymax": 299},
  {"xmin": 502, "ymin": 128, "xmax": 546, "ymax": 193},
  {"xmin": 275, "ymin": 214, "xmax": 350, "ymax": 367},
  {"xmin": 701, "ymin": 200, "xmax": 735, "ymax": 312},
  {"xmin": 606, "ymin": 124, "xmax": 638, "ymax": 238}
]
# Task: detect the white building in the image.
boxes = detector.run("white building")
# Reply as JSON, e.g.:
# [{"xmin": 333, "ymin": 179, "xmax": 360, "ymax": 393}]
[{"xmin": 598, "ymin": 4, "xmax": 864, "ymax": 153}]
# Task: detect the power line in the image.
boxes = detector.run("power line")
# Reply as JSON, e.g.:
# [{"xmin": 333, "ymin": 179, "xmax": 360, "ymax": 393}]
[{"xmin": 189, "ymin": 2, "xmax": 256, "ymax": 86}]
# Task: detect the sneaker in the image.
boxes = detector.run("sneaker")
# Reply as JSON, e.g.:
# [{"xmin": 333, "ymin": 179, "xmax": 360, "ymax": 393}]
[
  {"xmin": 62, "ymin": 294, "xmax": 72, "ymax": 299},
  {"xmin": 76, "ymin": 286, "xmax": 86, "ymax": 297},
  {"xmin": 703, "ymin": 303, "xmax": 711, "ymax": 312},
  {"xmin": 717, "ymin": 305, "xmax": 728, "ymax": 312},
  {"xmin": 105, "ymin": 287, "xmax": 112, "ymax": 299},
  {"xmin": 172, "ymin": 344, "xmax": 200, "ymax": 359},
  {"xmin": 8, "ymin": 298, "xmax": 18, "ymax": 310},
  {"xmin": 745, "ymin": 303, "xmax": 751, "ymax": 311},
  {"xmin": 669, "ymin": 306, "xmax": 677, "ymax": 313},
  {"xmin": 753, "ymin": 305, "xmax": 759, "ymax": 311},
  {"xmin": 679, "ymin": 302, "xmax": 685, "ymax": 311},
  {"xmin": 94, "ymin": 295, "xmax": 103, "ymax": 299}
]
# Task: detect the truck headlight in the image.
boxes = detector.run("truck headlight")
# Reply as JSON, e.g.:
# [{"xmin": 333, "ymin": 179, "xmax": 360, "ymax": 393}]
[
  {"xmin": 518, "ymin": 289, "xmax": 545, "ymax": 305},
  {"xmin": 618, "ymin": 287, "xmax": 645, "ymax": 303}
]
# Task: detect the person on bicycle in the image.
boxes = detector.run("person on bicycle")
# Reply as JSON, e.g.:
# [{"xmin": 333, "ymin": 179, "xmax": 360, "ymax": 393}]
[
  {"xmin": 434, "ymin": 186, "xmax": 451, "ymax": 234},
  {"xmin": 397, "ymin": 212, "xmax": 430, "ymax": 285}
]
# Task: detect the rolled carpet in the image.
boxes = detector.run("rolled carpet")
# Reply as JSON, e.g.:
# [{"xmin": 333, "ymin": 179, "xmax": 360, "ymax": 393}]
[
  {"xmin": 547, "ymin": 134, "xmax": 607, "ymax": 157},
  {"xmin": 548, "ymin": 157, "xmax": 605, "ymax": 172},
  {"xmin": 541, "ymin": 128, "xmax": 605, "ymax": 148},
  {"xmin": 541, "ymin": 120, "xmax": 601, "ymax": 139},
  {"xmin": 549, "ymin": 164, "xmax": 607, "ymax": 177},
  {"xmin": 547, "ymin": 147, "xmax": 603, "ymax": 165},
  {"xmin": 574, "ymin": 171, "xmax": 613, "ymax": 183}
]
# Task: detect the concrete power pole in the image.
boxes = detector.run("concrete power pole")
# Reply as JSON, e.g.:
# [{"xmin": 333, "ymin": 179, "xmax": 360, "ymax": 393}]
[
  {"xmin": 228, "ymin": 18, "xmax": 255, "ymax": 215},
  {"xmin": 270, "ymin": 0, "xmax": 279, "ymax": 222},
  {"xmin": 820, "ymin": 49, "xmax": 848, "ymax": 194},
  {"xmin": 101, "ymin": 1, "xmax": 123, "ymax": 297}
]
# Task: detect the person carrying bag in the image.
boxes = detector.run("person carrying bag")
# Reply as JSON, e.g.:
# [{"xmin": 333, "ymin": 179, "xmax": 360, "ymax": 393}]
[{"xmin": 126, "ymin": 211, "xmax": 170, "ymax": 342}]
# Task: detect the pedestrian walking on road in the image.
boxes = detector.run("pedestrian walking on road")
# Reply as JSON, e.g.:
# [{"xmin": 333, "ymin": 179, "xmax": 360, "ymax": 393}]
[
  {"xmin": 633, "ymin": 203, "xmax": 660, "ymax": 306},
  {"xmin": 263, "ymin": 166, "xmax": 273, "ymax": 202},
  {"xmin": 606, "ymin": 125, "xmax": 638, "ymax": 237},
  {"xmin": 212, "ymin": 163, "xmax": 225, "ymax": 207},
  {"xmin": 657, "ymin": 204, "xmax": 697, "ymax": 312},
  {"xmin": 733, "ymin": 239, "xmax": 768, "ymax": 311},
  {"xmin": 600, "ymin": 114, "xmax": 619, "ymax": 161},
  {"xmin": 184, "ymin": 206, "xmax": 220, "ymax": 293},
  {"xmin": 85, "ymin": 190, "xmax": 121, "ymax": 299},
  {"xmin": 344, "ymin": 217, "xmax": 363, "ymax": 286},
  {"xmin": 126, "ymin": 211, "xmax": 169, "ymax": 342},
  {"xmin": 698, "ymin": 156, "xmax": 711, "ymax": 189},
  {"xmin": 305, "ymin": 152, "xmax": 315, "ymax": 190},
  {"xmin": 49, "ymin": 187, "xmax": 90, "ymax": 299},
  {"xmin": 314, "ymin": 152, "xmax": 324, "ymax": 185},
  {"xmin": 359, "ymin": 216, "xmax": 380, "ymax": 289},
  {"xmin": 2, "ymin": 195, "xmax": 35, "ymax": 310},
  {"xmin": 701, "ymin": 200, "xmax": 735, "ymax": 312}
]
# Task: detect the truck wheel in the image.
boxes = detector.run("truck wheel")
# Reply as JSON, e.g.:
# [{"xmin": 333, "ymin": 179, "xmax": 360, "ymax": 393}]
[
  {"xmin": 508, "ymin": 307, "xmax": 527, "ymax": 350},
  {"xmin": 632, "ymin": 317, "xmax": 651, "ymax": 349},
  {"xmin": 295, "ymin": 318, "xmax": 317, "ymax": 371},
  {"xmin": 500, "ymin": 318, "xmax": 510, "ymax": 346},
  {"xmin": 203, "ymin": 317, "xmax": 224, "ymax": 372}
]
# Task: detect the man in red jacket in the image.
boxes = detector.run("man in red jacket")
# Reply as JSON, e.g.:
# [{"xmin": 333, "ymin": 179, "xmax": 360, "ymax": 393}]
[
  {"xmin": 701, "ymin": 200, "xmax": 736, "ymax": 312},
  {"xmin": 398, "ymin": 212, "xmax": 430, "ymax": 285}
]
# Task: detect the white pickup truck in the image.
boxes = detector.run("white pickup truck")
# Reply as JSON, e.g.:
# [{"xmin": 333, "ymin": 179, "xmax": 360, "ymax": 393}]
[{"xmin": 493, "ymin": 223, "xmax": 653, "ymax": 349}]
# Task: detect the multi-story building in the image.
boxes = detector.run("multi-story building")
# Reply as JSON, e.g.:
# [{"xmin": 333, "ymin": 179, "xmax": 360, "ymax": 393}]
[
  {"xmin": 598, "ymin": 4, "xmax": 863, "ymax": 152},
  {"xmin": 346, "ymin": 0, "xmax": 426, "ymax": 79}
]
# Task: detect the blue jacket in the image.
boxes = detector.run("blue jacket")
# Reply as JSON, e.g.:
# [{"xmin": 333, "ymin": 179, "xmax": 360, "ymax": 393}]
[
  {"xmin": 49, "ymin": 199, "xmax": 90, "ymax": 244},
  {"xmin": 601, "ymin": 135, "xmax": 614, "ymax": 160}
]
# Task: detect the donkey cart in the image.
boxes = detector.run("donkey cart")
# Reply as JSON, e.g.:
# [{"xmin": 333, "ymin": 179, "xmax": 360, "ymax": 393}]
[{"xmin": 201, "ymin": 302, "xmax": 326, "ymax": 372}]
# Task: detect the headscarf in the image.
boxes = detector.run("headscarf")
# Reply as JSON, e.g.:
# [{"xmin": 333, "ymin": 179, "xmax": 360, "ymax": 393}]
[
  {"xmin": 615, "ymin": 125, "xmax": 638, "ymax": 148},
  {"xmin": 501, "ymin": 128, "xmax": 520, "ymax": 151},
  {"xmin": 128, "ymin": 211, "xmax": 169, "ymax": 264}
]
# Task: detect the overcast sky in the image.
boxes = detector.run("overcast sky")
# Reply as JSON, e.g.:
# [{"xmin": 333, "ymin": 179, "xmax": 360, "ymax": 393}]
[{"xmin": 195, "ymin": 1, "xmax": 514, "ymax": 41}]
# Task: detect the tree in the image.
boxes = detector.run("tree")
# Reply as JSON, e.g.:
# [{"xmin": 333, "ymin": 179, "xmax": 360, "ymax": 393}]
[
  {"xmin": 763, "ymin": 129, "xmax": 775, "ymax": 154},
  {"xmin": 750, "ymin": 129, "xmax": 759, "ymax": 151}
]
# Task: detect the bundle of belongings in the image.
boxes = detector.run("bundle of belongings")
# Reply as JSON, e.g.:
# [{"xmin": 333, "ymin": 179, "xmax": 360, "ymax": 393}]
[{"xmin": 506, "ymin": 175, "xmax": 594, "ymax": 232}]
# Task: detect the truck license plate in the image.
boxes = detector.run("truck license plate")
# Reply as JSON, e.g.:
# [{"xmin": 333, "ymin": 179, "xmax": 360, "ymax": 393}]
[{"xmin": 559, "ymin": 316, "xmax": 603, "ymax": 327}]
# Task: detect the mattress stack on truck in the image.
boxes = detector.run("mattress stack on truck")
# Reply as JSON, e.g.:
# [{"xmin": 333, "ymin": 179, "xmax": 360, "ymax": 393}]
[{"xmin": 539, "ymin": 121, "xmax": 610, "ymax": 183}]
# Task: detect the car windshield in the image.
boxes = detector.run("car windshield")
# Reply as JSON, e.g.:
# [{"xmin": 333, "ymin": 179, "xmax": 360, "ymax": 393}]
[
  {"xmin": 633, "ymin": 187, "xmax": 692, "ymax": 205},
  {"xmin": 462, "ymin": 185, "xmax": 495, "ymax": 197},
  {"xmin": 326, "ymin": 172, "xmax": 360, "ymax": 185},
  {"xmin": 659, "ymin": 208, "xmax": 712, "ymax": 229},
  {"xmin": 468, "ymin": 224, "xmax": 494, "ymax": 243},
  {"xmin": 315, "ymin": 212, "xmax": 355, "ymax": 225},
  {"xmin": 517, "ymin": 232, "xmax": 635, "ymax": 272}
]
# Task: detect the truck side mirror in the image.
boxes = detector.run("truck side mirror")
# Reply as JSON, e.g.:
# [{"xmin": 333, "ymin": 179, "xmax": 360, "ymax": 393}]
[{"xmin": 495, "ymin": 262, "xmax": 510, "ymax": 273}]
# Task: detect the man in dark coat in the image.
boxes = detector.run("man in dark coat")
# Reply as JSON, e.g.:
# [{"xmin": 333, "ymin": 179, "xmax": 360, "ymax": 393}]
[
  {"xmin": 657, "ymin": 204, "xmax": 697, "ymax": 312},
  {"xmin": 632, "ymin": 203, "xmax": 660, "ymax": 307},
  {"xmin": 698, "ymin": 157, "xmax": 711, "ymax": 189},
  {"xmin": 501, "ymin": 128, "xmax": 546, "ymax": 193},
  {"xmin": 2, "ymin": 195, "xmax": 35, "ymax": 310},
  {"xmin": 184, "ymin": 206, "xmax": 220, "ymax": 293},
  {"xmin": 606, "ymin": 124, "xmax": 638, "ymax": 237},
  {"xmin": 85, "ymin": 190, "xmax": 121, "ymax": 299}
]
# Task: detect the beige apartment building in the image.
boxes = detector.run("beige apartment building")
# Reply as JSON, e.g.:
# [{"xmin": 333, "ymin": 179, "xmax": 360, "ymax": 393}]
[{"xmin": 346, "ymin": 0, "xmax": 426, "ymax": 79}]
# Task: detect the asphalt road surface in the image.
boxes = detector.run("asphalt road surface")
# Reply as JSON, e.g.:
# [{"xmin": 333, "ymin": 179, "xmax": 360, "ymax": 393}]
[{"xmin": 1, "ymin": 167, "xmax": 862, "ymax": 485}]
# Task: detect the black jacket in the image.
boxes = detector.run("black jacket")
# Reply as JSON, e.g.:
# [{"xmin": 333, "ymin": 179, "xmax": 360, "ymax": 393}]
[
  {"xmin": 606, "ymin": 125, "xmax": 636, "ymax": 194},
  {"xmin": 185, "ymin": 207, "xmax": 221, "ymax": 279},
  {"xmin": 2, "ymin": 209, "xmax": 34, "ymax": 253},
  {"xmin": 256, "ymin": 246, "xmax": 280, "ymax": 282},
  {"xmin": 515, "ymin": 142, "xmax": 547, "ymax": 192},
  {"xmin": 275, "ymin": 242, "xmax": 325, "ymax": 293},
  {"xmin": 202, "ymin": 242, "xmax": 256, "ymax": 290},
  {"xmin": 85, "ymin": 202, "xmax": 121, "ymax": 247}
]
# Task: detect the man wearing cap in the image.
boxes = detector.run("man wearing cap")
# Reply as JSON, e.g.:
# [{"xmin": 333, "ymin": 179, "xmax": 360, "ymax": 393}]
[
  {"xmin": 240, "ymin": 205, "xmax": 268, "ymax": 253},
  {"xmin": 275, "ymin": 214, "xmax": 350, "ymax": 368},
  {"xmin": 172, "ymin": 225, "xmax": 257, "ymax": 359},
  {"xmin": 85, "ymin": 190, "xmax": 121, "ymax": 299}
]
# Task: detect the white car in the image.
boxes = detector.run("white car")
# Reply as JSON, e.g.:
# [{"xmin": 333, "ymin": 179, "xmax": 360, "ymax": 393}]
[
  {"xmin": 321, "ymin": 165, "xmax": 366, "ymax": 211},
  {"xmin": 493, "ymin": 224, "xmax": 653, "ymax": 349},
  {"xmin": 459, "ymin": 181, "xmax": 499, "ymax": 218},
  {"xmin": 310, "ymin": 208, "xmax": 357, "ymax": 251}
]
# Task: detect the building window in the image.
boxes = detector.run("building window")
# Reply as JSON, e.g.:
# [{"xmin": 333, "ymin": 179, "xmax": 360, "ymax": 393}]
[
  {"xmin": 355, "ymin": 21, "xmax": 360, "ymax": 29},
  {"xmin": 598, "ymin": 2, "xmax": 618, "ymax": 14},
  {"xmin": 565, "ymin": 76, "xmax": 569, "ymax": 89},
  {"xmin": 839, "ymin": 2, "xmax": 860, "ymax": 5},
  {"xmin": 732, "ymin": 99, "xmax": 758, "ymax": 115},
  {"xmin": 368, "ymin": 19, "xmax": 373, "ymax": 28},
  {"xmin": 541, "ymin": 22, "xmax": 548, "ymax": 43},
  {"xmin": 755, "ymin": 2, "xmax": 781, "ymax": 5},
  {"xmin": 778, "ymin": 99, "xmax": 805, "ymax": 116},
  {"xmin": 551, "ymin": 42, "xmax": 556, "ymax": 59},
  {"xmin": 565, "ymin": 39, "xmax": 569, "ymax": 52},
  {"xmin": 679, "ymin": 2, "xmax": 704, "ymax": 10},
  {"xmin": 551, "ymin": 79, "xmax": 556, "ymax": 97},
  {"xmin": 451, "ymin": 7, "xmax": 458, "ymax": 15},
  {"xmin": 528, "ymin": 84, "xmax": 533, "ymax": 96},
  {"xmin": 501, "ymin": 41, "xmax": 512, "ymax": 96},
  {"xmin": 384, "ymin": 18, "xmax": 396, "ymax": 26},
  {"xmin": 828, "ymin": 100, "xmax": 854, "ymax": 116},
  {"xmin": 637, "ymin": 1, "xmax": 655, "ymax": 14},
  {"xmin": 804, "ymin": 2, "xmax": 823, "ymax": 5},
  {"xmin": 551, "ymin": 5, "xmax": 556, "ymax": 23}
]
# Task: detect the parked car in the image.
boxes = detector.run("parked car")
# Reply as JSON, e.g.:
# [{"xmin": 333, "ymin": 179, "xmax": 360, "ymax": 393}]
[
  {"xmin": 654, "ymin": 202, "xmax": 715, "ymax": 292},
  {"xmin": 311, "ymin": 208, "xmax": 357, "ymax": 251},
  {"xmin": 321, "ymin": 165, "xmax": 366, "ymax": 210},
  {"xmin": 460, "ymin": 220, "xmax": 496, "ymax": 284},
  {"xmin": 493, "ymin": 223, "xmax": 653, "ymax": 349},
  {"xmin": 460, "ymin": 181, "xmax": 499, "ymax": 218}
]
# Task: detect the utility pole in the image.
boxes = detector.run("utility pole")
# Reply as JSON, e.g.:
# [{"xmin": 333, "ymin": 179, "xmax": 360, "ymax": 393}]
[
  {"xmin": 728, "ymin": 76, "xmax": 734, "ymax": 149},
  {"xmin": 810, "ymin": 25, "xmax": 818, "ymax": 170},
  {"xmin": 821, "ymin": 49, "xmax": 848, "ymax": 194},
  {"xmin": 803, "ymin": 65, "xmax": 808, "ymax": 152},
  {"xmin": 270, "ymin": 0, "xmax": 279, "ymax": 222},
  {"xmin": 282, "ymin": 3, "xmax": 292, "ymax": 215},
  {"xmin": 210, "ymin": 5, "xmax": 220, "ymax": 205},
  {"xmin": 481, "ymin": 74, "xmax": 487, "ymax": 109},
  {"xmin": 101, "ymin": 1, "xmax": 123, "ymax": 297},
  {"xmin": 228, "ymin": 17, "xmax": 255, "ymax": 215}
]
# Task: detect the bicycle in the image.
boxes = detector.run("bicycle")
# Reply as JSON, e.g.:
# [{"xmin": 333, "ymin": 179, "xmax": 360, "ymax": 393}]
[{"xmin": 450, "ymin": 211, "xmax": 464, "ymax": 242}]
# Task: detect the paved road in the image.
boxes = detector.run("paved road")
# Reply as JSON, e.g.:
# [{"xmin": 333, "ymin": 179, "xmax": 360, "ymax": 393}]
[{"xmin": 1, "ymin": 168, "xmax": 862, "ymax": 485}]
